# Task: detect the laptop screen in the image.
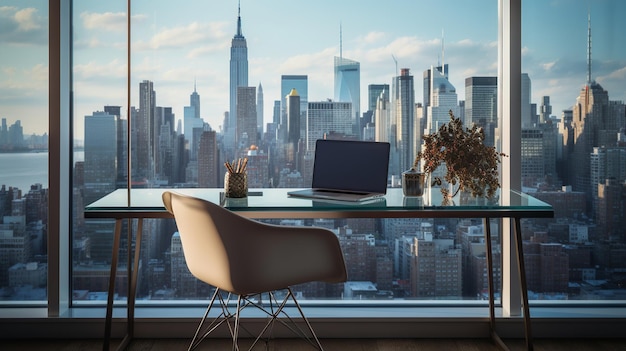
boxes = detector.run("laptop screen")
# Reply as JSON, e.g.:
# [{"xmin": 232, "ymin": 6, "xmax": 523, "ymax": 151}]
[{"xmin": 311, "ymin": 139, "xmax": 390, "ymax": 194}]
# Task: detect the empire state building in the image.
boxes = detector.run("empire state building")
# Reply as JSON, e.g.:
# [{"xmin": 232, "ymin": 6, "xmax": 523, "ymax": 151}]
[{"xmin": 227, "ymin": 3, "xmax": 248, "ymax": 149}]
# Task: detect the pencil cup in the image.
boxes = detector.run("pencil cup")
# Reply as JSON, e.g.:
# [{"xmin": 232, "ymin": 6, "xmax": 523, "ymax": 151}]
[
  {"xmin": 224, "ymin": 172, "xmax": 247, "ymax": 198},
  {"xmin": 402, "ymin": 168, "xmax": 425, "ymax": 197}
]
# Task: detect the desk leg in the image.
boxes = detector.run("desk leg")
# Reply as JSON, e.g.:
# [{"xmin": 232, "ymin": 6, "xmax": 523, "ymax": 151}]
[
  {"xmin": 483, "ymin": 218, "xmax": 495, "ymax": 330},
  {"xmin": 128, "ymin": 219, "xmax": 143, "ymax": 338},
  {"xmin": 513, "ymin": 218, "xmax": 533, "ymax": 351},
  {"xmin": 104, "ymin": 219, "xmax": 122, "ymax": 351},
  {"xmin": 484, "ymin": 218, "xmax": 507, "ymax": 350},
  {"xmin": 115, "ymin": 218, "xmax": 143, "ymax": 351}
]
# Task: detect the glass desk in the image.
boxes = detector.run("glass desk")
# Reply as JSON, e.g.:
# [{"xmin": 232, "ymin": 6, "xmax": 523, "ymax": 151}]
[{"xmin": 85, "ymin": 188, "xmax": 553, "ymax": 351}]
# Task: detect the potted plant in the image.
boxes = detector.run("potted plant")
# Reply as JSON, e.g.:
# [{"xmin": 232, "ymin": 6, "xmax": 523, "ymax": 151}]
[{"xmin": 414, "ymin": 110, "xmax": 507, "ymax": 203}]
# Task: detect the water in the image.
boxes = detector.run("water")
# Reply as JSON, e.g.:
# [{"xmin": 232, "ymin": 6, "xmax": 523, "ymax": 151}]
[{"xmin": 0, "ymin": 151, "xmax": 84, "ymax": 192}]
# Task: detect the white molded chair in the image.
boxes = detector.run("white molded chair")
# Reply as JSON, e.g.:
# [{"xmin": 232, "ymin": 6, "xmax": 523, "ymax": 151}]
[{"xmin": 162, "ymin": 191, "xmax": 347, "ymax": 351}]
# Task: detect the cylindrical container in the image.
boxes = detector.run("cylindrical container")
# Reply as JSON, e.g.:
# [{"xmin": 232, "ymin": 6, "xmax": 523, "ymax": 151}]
[
  {"xmin": 402, "ymin": 168, "xmax": 425, "ymax": 197},
  {"xmin": 224, "ymin": 172, "xmax": 247, "ymax": 198}
]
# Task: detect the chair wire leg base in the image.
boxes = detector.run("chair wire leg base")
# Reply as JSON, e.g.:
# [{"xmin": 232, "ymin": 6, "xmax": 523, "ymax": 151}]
[{"xmin": 187, "ymin": 287, "xmax": 324, "ymax": 351}]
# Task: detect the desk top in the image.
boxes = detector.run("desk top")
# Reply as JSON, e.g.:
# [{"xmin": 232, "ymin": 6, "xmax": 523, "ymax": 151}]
[{"xmin": 84, "ymin": 188, "xmax": 554, "ymax": 220}]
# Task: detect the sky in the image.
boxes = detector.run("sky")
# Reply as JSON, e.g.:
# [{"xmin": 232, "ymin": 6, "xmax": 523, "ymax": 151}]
[{"xmin": 1, "ymin": 0, "xmax": 625, "ymax": 139}]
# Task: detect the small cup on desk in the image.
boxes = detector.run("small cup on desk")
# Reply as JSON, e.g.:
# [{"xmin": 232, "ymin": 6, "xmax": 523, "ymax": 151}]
[
  {"xmin": 402, "ymin": 168, "xmax": 425, "ymax": 197},
  {"xmin": 224, "ymin": 172, "xmax": 247, "ymax": 198}
]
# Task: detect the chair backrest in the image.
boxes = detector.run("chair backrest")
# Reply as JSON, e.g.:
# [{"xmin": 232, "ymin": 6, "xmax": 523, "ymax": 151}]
[{"xmin": 162, "ymin": 191, "xmax": 347, "ymax": 295}]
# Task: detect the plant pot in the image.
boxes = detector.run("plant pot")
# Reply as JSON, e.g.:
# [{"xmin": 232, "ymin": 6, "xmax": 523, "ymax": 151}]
[{"xmin": 402, "ymin": 168, "xmax": 425, "ymax": 197}]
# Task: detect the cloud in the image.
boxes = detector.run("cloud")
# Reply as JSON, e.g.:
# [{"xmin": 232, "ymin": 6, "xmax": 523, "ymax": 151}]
[
  {"xmin": 0, "ymin": 6, "xmax": 46, "ymax": 45},
  {"xmin": 14, "ymin": 8, "xmax": 41, "ymax": 31},
  {"xmin": 0, "ymin": 63, "xmax": 48, "ymax": 94},
  {"xmin": 358, "ymin": 31, "xmax": 387, "ymax": 45},
  {"xmin": 74, "ymin": 59, "xmax": 127, "ymax": 80},
  {"xmin": 541, "ymin": 61, "xmax": 557, "ymax": 71},
  {"xmin": 80, "ymin": 11, "xmax": 147, "ymax": 32},
  {"xmin": 134, "ymin": 21, "xmax": 229, "ymax": 51},
  {"xmin": 597, "ymin": 64, "xmax": 626, "ymax": 81}
]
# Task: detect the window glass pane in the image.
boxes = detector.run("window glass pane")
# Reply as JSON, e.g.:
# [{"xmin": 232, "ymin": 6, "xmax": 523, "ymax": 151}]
[
  {"xmin": 522, "ymin": 0, "xmax": 626, "ymax": 301},
  {"xmin": 73, "ymin": 0, "xmax": 503, "ymax": 305},
  {"xmin": 0, "ymin": 1, "xmax": 49, "ymax": 302},
  {"xmin": 71, "ymin": 1, "xmax": 127, "ymax": 302}
]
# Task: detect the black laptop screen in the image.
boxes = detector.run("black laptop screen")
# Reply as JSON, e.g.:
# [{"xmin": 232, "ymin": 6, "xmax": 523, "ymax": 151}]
[{"xmin": 311, "ymin": 140, "xmax": 390, "ymax": 193}]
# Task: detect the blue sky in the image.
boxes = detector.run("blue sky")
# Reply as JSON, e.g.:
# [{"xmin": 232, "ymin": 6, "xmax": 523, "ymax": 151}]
[{"xmin": 1, "ymin": 0, "xmax": 625, "ymax": 138}]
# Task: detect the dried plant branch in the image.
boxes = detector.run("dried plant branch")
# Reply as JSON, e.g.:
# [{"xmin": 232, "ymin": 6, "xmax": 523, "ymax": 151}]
[{"xmin": 415, "ymin": 110, "xmax": 507, "ymax": 200}]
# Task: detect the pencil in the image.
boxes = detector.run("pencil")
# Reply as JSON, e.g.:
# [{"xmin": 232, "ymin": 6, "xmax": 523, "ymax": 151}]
[{"xmin": 224, "ymin": 162, "xmax": 234, "ymax": 174}]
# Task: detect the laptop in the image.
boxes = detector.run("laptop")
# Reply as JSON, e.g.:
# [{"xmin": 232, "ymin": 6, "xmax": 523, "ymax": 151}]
[{"xmin": 288, "ymin": 139, "xmax": 390, "ymax": 202}]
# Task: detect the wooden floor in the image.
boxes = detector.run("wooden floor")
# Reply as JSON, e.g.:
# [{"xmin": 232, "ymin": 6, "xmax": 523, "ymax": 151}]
[{"xmin": 3, "ymin": 338, "xmax": 626, "ymax": 351}]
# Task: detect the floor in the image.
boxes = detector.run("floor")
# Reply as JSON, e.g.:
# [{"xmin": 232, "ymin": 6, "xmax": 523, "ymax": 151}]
[{"xmin": 3, "ymin": 338, "xmax": 626, "ymax": 351}]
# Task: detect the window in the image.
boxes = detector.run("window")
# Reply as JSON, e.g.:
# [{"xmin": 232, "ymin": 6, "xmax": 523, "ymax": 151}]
[
  {"xmin": 3, "ymin": 0, "xmax": 624, "ymax": 326},
  {"xmin": 522, "ymin": 0, "xmax": 626, "ymax": 301},
  {"xmin": 0, "ymin": 2, "xmax": 49, "ymax": 302},
  {"xmin": 71, "ymin": 0, "xmax": 505, "ymax": 306}
]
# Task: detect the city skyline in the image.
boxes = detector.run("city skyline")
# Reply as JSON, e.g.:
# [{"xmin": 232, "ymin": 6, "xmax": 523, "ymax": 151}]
[{"xmin": 1, "ymin": 1, "xmax": 625, "ymax": 138}]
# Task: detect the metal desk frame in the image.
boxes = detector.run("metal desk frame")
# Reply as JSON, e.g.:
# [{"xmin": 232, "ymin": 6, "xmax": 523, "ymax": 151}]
[{"xmin": 84, "ymin": 188, "xmax": 553, "ymax": 351}]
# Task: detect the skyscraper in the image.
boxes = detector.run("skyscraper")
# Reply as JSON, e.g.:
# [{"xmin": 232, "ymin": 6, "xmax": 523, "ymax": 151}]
[
  {"xmin": 236, "ymin": 86, "xmax": 257, "ymax": 148},
  {"xmin": 190, "ymin": 80, "xmax": 200, "ymax": 119},
  {"xmin": 425, "ymin": 65, "xmax": 458, "ymax": 134},
  {"xmin": 539, "ymin": 96, "xmax": 552, "ymax": 124},
  {"xmin": 465, "ymin": 76, "xmax": 497, "ymax": 147},
  {"xmin": 228, "ymin": 3, "xmax": 248, "ymax": 149},
  {"xmin": 334, "ymin": 56, "xmax": 360, "ymax": 138},
  {"xmin": 306, "ymin": 101, "xmax": 353, "ymax": 152},
  {"xmin": 197, "ymin": 130, "xmax": 218, "ymax": 188},
  {"xmin": 286, "ymin": 89, "xmax": 300, "ymax": 144},
  {"xmin": 521, "ymin": 73, "xmax": 533, "ymax": 127},
  {"xmin": 374, "ymin": 89, "xmax": 390, "ymax": 143},
  {"xmin": 368, "ymin": 84, "xmax": 389, "ymax": 114},
  {"xmin": 392, "ymin": 68, "xmax": 416, "ymax": 175},
  {"xmin": 136, "ymin": 80, "xmax": 155, "ymax": 179},
  {"xmin": 84, "ymin": 111, "xmax": 117, "ymax": 203},
  {"xmin": 422, "ymin": 64, "xmax": 448, "ymax": 126},
  {"xmin": 256, "ymin": 82, "xmax": 264, "ymax": 136},
  {"xmin": 281, "ymin": 75, "xmax": 308, "ymax": 139}
]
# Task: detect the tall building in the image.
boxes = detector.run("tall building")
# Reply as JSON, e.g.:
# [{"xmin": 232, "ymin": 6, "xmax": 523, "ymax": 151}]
[
  {"xmin": 0, "ymin": 118, "xmax": 7, "ymax": 146},
  {"xmin": 184, "ymin": 82, "xmax": 204, "ymax": 160},
  {"xmin": 154, "ymin": 106, "xmax": 174, "ymax": 182},
  {"xmin": 465, "ymin": 77, "xmax": 497, "ymax": 147},
  {"xmin": 425, "ymin": 65, "xmax": 458, "ymax": 134},
  {"xmin": 236, "ymin": 86, "xmax": 257, "ymax": 149},
  {"xmin": 422, "ymin": 64, "xmax": 448, "ymax": 126},
  {"xmin": 590, "ymin": 146, "xmax": 626, "ymax": 226},
  {"xmin": 104, "ymin": 105, "xmax": 127, "ymax": 185},
  {"xmin": 190, "ymin": 80, "xmax": 200, "ymax": 119},
  {"xmin": 392, "ymin": 68, "xmax": 416, "ymax": 175},
  {"xmin": 286, "ymin": 88, "xmax": 301, "ymax": 167},
  {"xmin": 136, "ymin": 80, "xmax": 155, "ymax": 179},
  {"xmin": 280, "ymin": 75, "xmax": 308, "ymax": 140},
  {"xmin": 521, "ymin": 73, "xmax": 533, "ymax": 127},
  {"xmin": 244, "ymin": 146, "xmax": 270, "ymax": 188},
  {"xmin": 596, "ymin": 179, "xmax": 626, "ymax": 243},
  {"xmin": 306, "ymin": 101, "xmax": 353, "ymax": 152},
  {"xmin": 256, "ymin": 82, "xmax": 264, "ymax": 136},
  {"xmin": 286, "ymin": 89, "xmax": 301, "ymax": 144},
  {"xmin": 334, "ymin": 56, "xmax": 360, "ymax": 138},
  {"xmin": 539, "ymin": 96, "xmax": 552, "ymax": 123},
  {"xmin": 84, "ymin": 111, "xmax": 117, "ymax": 201},
  {"xmin": 410, "ymin": 236, "xmax": 462, "ymax": 298},
  {"xmin": 521, "ymin": 129, "xmax": 545, "ymax": 186},
  {"xmin": 228, "ymin": 3, "xmax": 248, "ymax": 150},
  {"xmin": 197, "ymin": 130, "xmax": 218, "ymax": 188},
  {"xmin": 374, "ymin": 89, "xmax": 391, "ymax": 143},
  {"xmin": 368, "ymin": 84, "xmax": 389, "ymax": 113}
]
